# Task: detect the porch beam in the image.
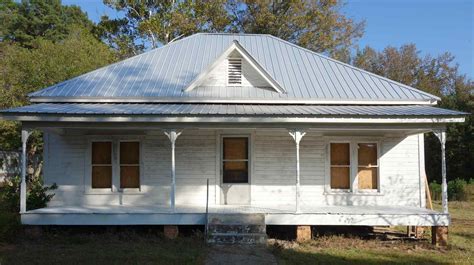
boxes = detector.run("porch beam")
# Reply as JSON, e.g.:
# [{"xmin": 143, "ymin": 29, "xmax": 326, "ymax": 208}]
[
  {"xmin": 434, "ymin": 129, "xmax": 448, "ymax": 213},
  {"xmin": 289, "ymin": 129, "xmax": 306, "ymax": 213},
  {"xmin": 20, "ymin": 129, "xmax": 32, "ymax": 214},
  {"xmin": 164, "ymin": 129, "xmax": 182, "ymax": 212}
]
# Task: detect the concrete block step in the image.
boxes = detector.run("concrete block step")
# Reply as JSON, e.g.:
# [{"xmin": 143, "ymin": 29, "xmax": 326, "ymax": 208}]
[
  {"xmin": 207, "ymin": 233, "xmax": 267, "ymax": 245},
  {"xmin": 207, "ymin": 213, "xmax": 265, "ymax": 225},
  {"xmin": 208, "ymin": 224, "xmax": 266, "ymax": 234}
]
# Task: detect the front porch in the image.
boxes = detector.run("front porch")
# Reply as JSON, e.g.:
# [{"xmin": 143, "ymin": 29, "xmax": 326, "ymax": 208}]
[{"xmin": 23, "ymin": 204, "xmax": 449, "ymax": 226}]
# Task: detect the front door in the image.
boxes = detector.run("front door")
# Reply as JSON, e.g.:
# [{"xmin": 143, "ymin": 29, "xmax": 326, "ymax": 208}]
[{"xmin": 220, "ymin": 136, "xmax": 250, "ymax": 205}]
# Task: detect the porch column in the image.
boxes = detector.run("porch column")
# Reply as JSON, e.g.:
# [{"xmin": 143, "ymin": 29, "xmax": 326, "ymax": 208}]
[
  {"xmin": 289, "ymin": 129, "xmax": 306, "ymax": 213},
  {"xmin": 434, "ymin": 129, "xmax": 448, "ymax": 213},
  {"xmin": 20, "ymin": 129, "xmax": 32, "ymax": 214},
  {"xmin": 164, "ymin": 129, "xmax": 182, "ymax": 212}
]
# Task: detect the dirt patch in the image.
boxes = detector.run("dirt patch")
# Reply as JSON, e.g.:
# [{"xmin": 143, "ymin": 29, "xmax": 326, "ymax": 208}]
[{"xmin": 205, "ymin": 245, "xmax": 277, "ymax": 265}]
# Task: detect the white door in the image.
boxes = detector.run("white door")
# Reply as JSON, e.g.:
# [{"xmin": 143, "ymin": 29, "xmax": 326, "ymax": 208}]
[{"xmin": 220, "ymin": 136, "xmax": 251, "ymax": 205}]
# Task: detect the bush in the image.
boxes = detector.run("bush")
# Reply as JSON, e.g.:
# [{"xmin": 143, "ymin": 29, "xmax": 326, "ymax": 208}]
[
  {"xmin": 429, "ymin": 181, "xmax": 442, "ymax": 201},
  {"xmin": 0, "ymin": 176, "xmax": 57, "ymax": 212},
  {"xmin": 429, "ymin": 179, "xmax": 469, "ymax": 201}
]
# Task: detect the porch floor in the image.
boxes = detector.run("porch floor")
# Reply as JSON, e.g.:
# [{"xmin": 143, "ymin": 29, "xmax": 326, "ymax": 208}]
[{"xmin": 23, "ymin": 204, "xmax": 448, "ymax": 226}]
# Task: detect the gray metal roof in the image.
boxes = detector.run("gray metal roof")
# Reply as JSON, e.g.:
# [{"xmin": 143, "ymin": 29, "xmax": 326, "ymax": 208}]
[
  {"xmin": 2, "ymin": 103, "xmax": 465, "ymax": 117},
  {"xmin": 29, "ymin": 33, "xmax": 439, "ymax": 103}
]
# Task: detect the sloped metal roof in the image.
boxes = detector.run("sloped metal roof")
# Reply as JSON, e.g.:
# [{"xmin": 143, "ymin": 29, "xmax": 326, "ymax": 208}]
[
  {"xmin": 2, "ymin": 103, "xmax": 464, "ymax": 117},
  {"xmin": 29, "ymin": 33, "xmax": 439, "ymax": 103}
]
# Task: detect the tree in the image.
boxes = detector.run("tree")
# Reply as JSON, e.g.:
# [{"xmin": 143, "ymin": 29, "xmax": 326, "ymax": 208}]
[
  {"xmin": 101, "ymin": 0, "xmax": 364, "ymax": 61},
  {"xmin": 0, "ymin": 0, "xmax": 93, "ymax": 48},
  {"xmin": 101, "ymin": 0, "xmax": 231, "ymax": 52},
  {"xmin": 228, "ymin": 0, "xmax": 364, "ymax": 61},
  {"xmin": 353, "ymin": 44, "xmax": 474, "ymax": 182}
]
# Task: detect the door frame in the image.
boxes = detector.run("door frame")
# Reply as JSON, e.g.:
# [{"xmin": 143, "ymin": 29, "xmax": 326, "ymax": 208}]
[{"xmin": 215, "ymin": 130, "xmax": 255, "ymax": 205}]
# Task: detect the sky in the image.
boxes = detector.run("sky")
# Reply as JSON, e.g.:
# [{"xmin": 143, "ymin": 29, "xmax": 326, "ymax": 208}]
[{"xmin": 64, "ymin": 0, "xmax": 473, "ymax": 78}]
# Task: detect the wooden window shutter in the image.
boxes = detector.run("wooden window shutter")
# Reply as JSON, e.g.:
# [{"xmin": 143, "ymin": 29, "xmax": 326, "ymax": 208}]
[
  {"xmin": 330, "ymin": 143, "xmax": 350, "ymax": 189},
  {"xmin": 357, "ymin": 143, "xmax": 378, "ymax": 189},
  {"xmin": 222, "ymin": 137, "xmax": 249, "ymax": 183},
  {"xmin": 120, "ymin": 142, "xmax": 140, "ymax": 189},
  {"xmin": 91, "ymin": 142, "xmax": 112, "ymax": 188}
]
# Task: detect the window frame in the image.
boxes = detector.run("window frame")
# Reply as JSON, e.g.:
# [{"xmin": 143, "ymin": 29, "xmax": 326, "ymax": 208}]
[
  {"xmin": 325, "ymin": 138, "xmax": 382, "ymax": 195},
  {"xmin": 85, "ymin": 137, "xmax": 143, "ymax": 194},
  {"xmin": 221, "ymin": 135, "xmax": 250, "ymax": 184},
  {"xmin": 118, "ymin": 140, "xmax": 142, "ymax": 192}
]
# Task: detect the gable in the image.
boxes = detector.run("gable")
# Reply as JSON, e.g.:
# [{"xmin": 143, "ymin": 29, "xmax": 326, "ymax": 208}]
[{"xmin": 199, "ymin": 50, "xmax": 273, "ymax": 89}]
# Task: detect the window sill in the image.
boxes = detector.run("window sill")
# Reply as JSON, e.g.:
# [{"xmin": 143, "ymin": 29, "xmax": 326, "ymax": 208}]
[
  {"xmin": 84, "ymin": 188, "xmax": 142, "ymax": 195},
  {"xmin": 324, "ymin": 190, "xmax": 383, "ymax": 196}
]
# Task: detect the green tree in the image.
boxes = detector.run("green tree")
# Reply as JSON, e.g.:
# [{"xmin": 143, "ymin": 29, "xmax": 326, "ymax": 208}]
[
  {"xmin": 228, "ymin": 0, "xmax": 364, "ymax": 61},
  {"xmin": 102, "ymin": 0, "xmax": 231, "ymax": 51},
  {"xmin": 353, "ymin": 44, "xmax": 474, "ymax": 182},
  {"xmin": 0, "ymin": 0, "xmax": 93, "ymax": 48},
  {"xmin": 101, "ymin": 0, "xmax": 364, "ymax": 61}
]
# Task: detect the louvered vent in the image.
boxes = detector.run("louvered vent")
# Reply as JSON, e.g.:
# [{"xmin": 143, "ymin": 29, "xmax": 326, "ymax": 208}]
[{"xmin": 227, "ymin": 58, "xmax": 242, "ymax": 85}]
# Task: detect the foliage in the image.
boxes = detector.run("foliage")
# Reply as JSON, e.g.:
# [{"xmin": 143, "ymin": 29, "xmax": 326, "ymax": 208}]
[
  {"xmin": 101, "ymin": 0, "xmax": 364, "ymax": 61},
  {"xmin": 0, "ymin": 27, "xmax": 116, "ymax": 150},
  {"xmin": 0, "ymin": 0, "xmax": 93, "ymax": 48},
  {"xmin": 353, "ymin": 44, "xmax": 474, "ymax": 183},
  {"xmin": 0, "ymin": 176, "xmax": 57, "ymax": 212},
  {"xmin": 429, "ymin": 181, "xmax": 442, "ymax": 201},
  {"xmin": 101, "ymin": 0, "xmax": 231, "ymax": 53},
  {"xmin": 228, "ymin": 0, "xmax": 365, "ymax": 61},
  {"xmin": 429, "ymin": 179, "xmax": 470, "ymax": 201}
]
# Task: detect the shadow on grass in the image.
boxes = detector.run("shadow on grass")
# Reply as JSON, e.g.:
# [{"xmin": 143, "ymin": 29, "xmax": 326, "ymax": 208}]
[{"xmin": 0, "ymin": 226, "xmax": 208, "ymax": 265}]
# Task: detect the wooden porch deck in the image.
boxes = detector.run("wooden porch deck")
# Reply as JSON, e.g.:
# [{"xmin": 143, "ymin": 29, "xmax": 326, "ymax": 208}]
[{"xmin": 23, "ymin": 204, "xmax": 449, "ymax": 226}]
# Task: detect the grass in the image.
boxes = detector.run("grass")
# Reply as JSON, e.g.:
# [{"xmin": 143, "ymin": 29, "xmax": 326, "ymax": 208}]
[
  {"xmin": 0, "ymin": 201, "xmax": 472, "ymax": 264},
  {"xmin": 0, "ymin": 227, "xmax": 208, "ymax": 265},
  {"xmin": 271, "ymin": 200, "xmax": 474, "ymax": 265}
]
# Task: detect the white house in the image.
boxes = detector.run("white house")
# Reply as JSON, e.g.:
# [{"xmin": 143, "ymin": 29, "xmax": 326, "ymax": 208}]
[{"xmin": 0, "ymin": 33, "xmax": 466, "ymax": 244}]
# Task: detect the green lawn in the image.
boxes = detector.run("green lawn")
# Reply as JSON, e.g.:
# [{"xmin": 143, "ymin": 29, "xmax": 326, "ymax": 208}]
[{"xmin": 271, "ymin": 201, "xmax": 474, "ymax": 265}]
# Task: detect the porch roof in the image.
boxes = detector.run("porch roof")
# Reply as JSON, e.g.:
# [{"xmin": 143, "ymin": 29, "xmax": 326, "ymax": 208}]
[{"xmin": 1, "ymin": 103, "xmax": 466, "ymax": 118}]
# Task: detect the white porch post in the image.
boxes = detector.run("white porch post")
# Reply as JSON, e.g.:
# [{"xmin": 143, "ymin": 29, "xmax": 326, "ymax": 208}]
[
  {"xmin": 165, "ymin": 130, "xmax": 182, "ymax": 212},
  {"xmin": 20, "ymin": 129, "xmax": 32, "ymax": 214},
  {"xmin": 434, "ymin": 129, "xmax": 448, "ymax": 214},
  {"xmin": 289, "ymin": 129, "xmax": 306, "ymax": 213}
]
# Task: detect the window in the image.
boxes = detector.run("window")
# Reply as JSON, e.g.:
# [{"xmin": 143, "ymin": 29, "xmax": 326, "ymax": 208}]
[
  {"xmin": 357, "ymin": 143, "xmax": 378, "ymax": 190},
  {"xmin": 330, "ymin": 143, "xmax": 350, "ymax": 189},
  {"xmin": 91, "ymin": 142, "xmax": 112, "ymax": 189},
  {"xmin": 120, "ymin": 141, "xmax": 140, "ymax": 189},
  {"xmin": 227, "ymin": 58, "xmax": 242, "ymax": 85},
  {"xmin": 222, "ymin": 137, "xmax": 248, "ymax": 183},
  {"xmin": 328, "ymin": 141, "xmax": 380, "ymax": 192}
]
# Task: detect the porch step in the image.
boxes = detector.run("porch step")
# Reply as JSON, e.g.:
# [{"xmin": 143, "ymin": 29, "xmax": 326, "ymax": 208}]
[{"xmin": 206, "ymin": 213, "xmax": 267, "ymax": 244}]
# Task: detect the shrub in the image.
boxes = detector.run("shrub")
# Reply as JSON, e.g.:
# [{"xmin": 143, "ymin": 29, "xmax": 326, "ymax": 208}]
[
  {"xmin": 0, "ymin": 176, "xmax": 57, "ymax": 212},
  {"xmin": 448, "ymin": 178, "xmax": 468, "ymax": 201},
  {"xmin": 429, "ymin": 181, "xmax": 442, "ymax": 201},
  {"xmin": 429, "ymin": 179, "xmax": 469, "ymax": 201}
]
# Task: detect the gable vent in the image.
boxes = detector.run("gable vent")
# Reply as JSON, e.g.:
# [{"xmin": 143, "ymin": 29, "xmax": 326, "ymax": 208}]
[{"xmin": 227, "ymin": 58, "xmax": 242, "ymax": 85}]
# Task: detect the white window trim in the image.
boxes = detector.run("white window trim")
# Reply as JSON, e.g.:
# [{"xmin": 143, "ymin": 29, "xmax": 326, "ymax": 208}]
[
  {"xmin": 220, "ymin": 134, "xmax": 251, "ymax": 184},
  {"xmin": 84, "ymin": 136, "xmax": 143, "ymax": 195},
  {"xmin": 215, "ymin": 130, "xmax": 255, "ymax": 205},
  {"xmin": 324, "ymin": 137, "xmax": 382, "ymax": 195}
]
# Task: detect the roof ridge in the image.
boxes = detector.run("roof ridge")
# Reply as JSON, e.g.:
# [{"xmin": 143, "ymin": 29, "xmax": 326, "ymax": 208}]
[{"xmin": 267, "ymin": 35, "xmax": 440, "ymax": 101}]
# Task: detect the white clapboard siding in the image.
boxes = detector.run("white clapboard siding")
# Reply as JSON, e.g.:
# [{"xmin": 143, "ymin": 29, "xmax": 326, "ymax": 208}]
[{"xmin": 43, "ymin": 129, "xmax": 423, "ymax": 209}]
